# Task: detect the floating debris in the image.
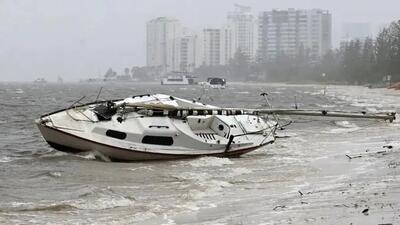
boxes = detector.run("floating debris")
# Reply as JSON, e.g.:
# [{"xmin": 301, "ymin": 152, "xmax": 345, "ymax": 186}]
[
  {"xmin": 388, "ymin": 161, "xmax": 400, "ymax": 168},
  {"xmin": 361, "ymin": 208, "xmax": 369, "ymax": 215},
  {"xmin": 346, "ymin": 150, "xmax": 390, "ymax": 159},
  {"xmin": 345, "ymin": 154, "xmax": 362, "ymax": 159},
  {"xmin": 383, "ymin": 145, "xmax": 393, "ymax": 149},
  {"xmin": 273, "ymin": 205, "xmax": 286, "ymax": 211}
]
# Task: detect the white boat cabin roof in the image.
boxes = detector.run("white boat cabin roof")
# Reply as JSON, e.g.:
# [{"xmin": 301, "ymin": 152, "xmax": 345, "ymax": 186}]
[{"xmin": 118, "ymin": 94, "xmax": 218, "ymax": 110}]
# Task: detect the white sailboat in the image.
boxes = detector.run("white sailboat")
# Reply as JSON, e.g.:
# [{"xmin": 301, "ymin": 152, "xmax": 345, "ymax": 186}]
[{"xmin": 36, "ymin": 94, "xmax": 277, "ymax": 161}]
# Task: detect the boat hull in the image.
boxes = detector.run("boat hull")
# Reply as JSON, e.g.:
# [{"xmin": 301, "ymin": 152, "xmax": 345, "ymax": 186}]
[{"xmin": 36, "ymin": 123, "xmax": 267, "ymax": 161}]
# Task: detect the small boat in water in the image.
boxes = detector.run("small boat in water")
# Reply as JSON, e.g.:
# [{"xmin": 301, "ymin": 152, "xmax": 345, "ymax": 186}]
[
  {"xmin": 36, "ymin": 94, "xmax": 277, "ymax": 161},
  {"xmin": 161, "ymin": 75, "xmax": 197, "ymax": 85},
  {"xmin": 199, "ymin": 77, "xmax": 227, "ymax": 89},
  {"xmin": 206, "ymin": 77, "xmax": 227, "ymax": 89}
]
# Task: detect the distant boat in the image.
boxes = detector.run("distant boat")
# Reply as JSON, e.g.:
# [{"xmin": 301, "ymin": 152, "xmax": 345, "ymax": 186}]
[
  {"xmin": 200, "ymin": 77, "xmax": 227, "ymax": 89},
  {"xmin": 161, "ymin": 73, "xmax": 197, "ymax": 85},
  {"xmin": 33, "ymin": 78, "xmax": 47, "ymax": 84}
]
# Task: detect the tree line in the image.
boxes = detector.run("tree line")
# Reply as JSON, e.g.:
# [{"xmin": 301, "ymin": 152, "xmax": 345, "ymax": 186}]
[{"xmin": 194, "ymin": 20, "xmax": 400, "ymax": 84}]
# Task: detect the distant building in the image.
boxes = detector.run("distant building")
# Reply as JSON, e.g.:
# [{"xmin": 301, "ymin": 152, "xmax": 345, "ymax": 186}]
[
  {"xmin": 227, "ymin": 4, "xmax": 258, "ymax": 61},
  {"xmin": 177, "ymin": 34, "xmax": 203, "ymax": 72},
  {"xmin": 341, "ymin": 22, "xmax": 372, "ymax": 41},
  {"xmin": 146, "ymin": 17, "xmax": 182, "ymax": 73},
  {"xmin": 202, "ymin": 26, "xmax": 235, "ymax": 66},
  {"xmin": 202, "ymin": 29, "xmax": 222, "ymax": 66},
  {"xmin": 258, "ymin": 9, "xmax": 332, "ymax": 61}
]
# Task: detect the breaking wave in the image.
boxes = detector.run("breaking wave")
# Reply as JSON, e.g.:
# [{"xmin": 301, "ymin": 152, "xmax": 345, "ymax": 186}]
[
  {"xmin": 0, "ymin": 202, "xmax": 77, "ymax": 213},
  {"xmin": 333, "ymin": 120, "xmax": 358, "ymax": 128},
  {"xmin": 0, "ymin": 156, "xmax": 13, "ymax": 163},
  {"xmin": 76, "ymin": 151, "xmax": 111, "ymax": 162},
  {"xmin": 188, "ymin": 157, "xmax": 234, "ymax": 167},
  {"xmin": 29, "ymin": 171, "xmax": 62, "ymax": 178}
]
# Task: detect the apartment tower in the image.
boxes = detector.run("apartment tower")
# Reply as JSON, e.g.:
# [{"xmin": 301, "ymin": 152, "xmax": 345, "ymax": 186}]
[
  {"xmin": 146, "ymin": 17, "xmax": 181, "ymax": 73},
  {"xmin": 258, "ymin": 9, "xmax": 332, "ymax": 61}
]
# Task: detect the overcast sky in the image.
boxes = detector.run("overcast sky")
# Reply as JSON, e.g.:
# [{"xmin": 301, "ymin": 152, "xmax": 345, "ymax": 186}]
[{"xmin": 0, "ymin": 0, "xmax": 399, "ymax": 82}]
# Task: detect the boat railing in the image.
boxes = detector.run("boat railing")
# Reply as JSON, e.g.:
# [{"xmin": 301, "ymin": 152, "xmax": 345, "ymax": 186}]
[{"xmin": 225, "ymin": 123, "xmax": 278, "ymax": 153}]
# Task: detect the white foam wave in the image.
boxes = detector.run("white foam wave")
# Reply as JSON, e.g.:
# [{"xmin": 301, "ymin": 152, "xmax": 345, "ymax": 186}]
[
  {"xmin": 177, "ymin": 201, "xmax": 200, "ymax": 211},
  {"xmin": 308, "ymin": 90, "xmax": 325, "ymax": 96},
  {"xmin": 324, "ymin": 127, "xmax": 360, "ymax": 134},
  {"xmin": 48, "ymin": 171, "xmax": 62, "ymax": 177},
  {"xmin": 225, "ymin": 167, "xmax": 253, "ymax": 177},
  {"xmin": 188, "ymin": 157, "xmax": 234, "ymax": 167},
  {"xmin": 76, "ymin": 151, "xmax": 111, "ymax": 161},
  {"xmin": 0, "ymin": 156, "xmax": 12, "ymax": 163},
  {"xmin": 366, "ymin": 107, "xmax": 378, "ymax": 112},
  {"xmin": 68, "ymin": 195, "xmax": 135, "ymax": 210},
  {"xmin": 351, "ymin": 102, "xmax": 383, "ymax": 108},
  {"xmin": 14, "ymin": 89, "xmax": 24, "ymax": 94},
  {"xmin": 176, "ymin": 172, "xmax": 210, "ymax": 182},
  {"xmin": 77, "ymin": 152, "xmax": 97, "ymax": 160},
  {"xmin": 90, "ymin": 211, "xmax": 157, "ymax": 225},
  {"xmin": 128, "ymin": 166, "xmax": 154, "ymax": 172},
  {"xmin": 316, "ymin": 104, "xmax": 335, "ymax": 108},
  {"xmin": 334, "ymin": 121, "xmax": 358, "ymax": 128},
  {"xmin": 185, "ymin": 180, "xmax": 232, "ymax": 201},
  {"xmin": 161, "ymin": 216, "xmax": 177, "ymax": 225}
]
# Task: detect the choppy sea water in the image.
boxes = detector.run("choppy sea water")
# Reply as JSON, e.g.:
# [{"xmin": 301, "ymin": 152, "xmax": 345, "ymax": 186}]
[{"xmin": 0, "ymin": 82, "xmax": 400, "ymax": 225}]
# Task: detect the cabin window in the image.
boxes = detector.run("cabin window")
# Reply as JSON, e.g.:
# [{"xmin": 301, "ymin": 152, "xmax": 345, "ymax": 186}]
[
  {"xmin": 106, "ymin": 130, "xmax": 127, "ymax": 140},
  {"xmin": 142, "ymin": 136, "xmax": 173, "ymax": 146}
]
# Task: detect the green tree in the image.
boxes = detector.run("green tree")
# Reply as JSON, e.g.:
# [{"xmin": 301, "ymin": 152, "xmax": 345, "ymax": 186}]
[
  {"xmin": 375, "ymin": 27, "xmax": 392, "ymax": 80},
  {"xmin": 388, "ymin": 20, "xmax": 400, "ymax": 81},
  {"xmin": 361, "ymin": 37, "xmax": 376, "ymax": 82}
]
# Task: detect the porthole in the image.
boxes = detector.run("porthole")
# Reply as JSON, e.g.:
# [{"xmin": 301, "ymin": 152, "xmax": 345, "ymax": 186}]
[
  {"xmin": 106, "ymin": 130, "xmax": 127, "ymax": 140},
  {"xmin": 142, "ymin": 136, "xmax": 173, "ymax": 146}
]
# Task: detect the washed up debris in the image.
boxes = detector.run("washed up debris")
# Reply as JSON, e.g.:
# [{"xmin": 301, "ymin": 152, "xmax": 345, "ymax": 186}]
[
  {"xmin": 388, "ymin": 161, "xmax": 400, "ymax": 168},
  {"xmin": 345, "ymin": 154, "xmax": 362, "ymax": 159},
  {"xmin": 273, "ymin": 205, "xmax": 286, "ymax": 211},
  {"xmin": 345, "ymin": 150, "xmax": 391, "ymax": 159},
  {"xmin": 383, "ymin": 145, "xmax": 393, "ymax": 149},
  {"xmin": 361, "ymin": 208, "xmax": 369, "ymax": 215},
  {"xmin": 376, "ymin": 150, "xmax": 387, "ymax": 154},
  {"xmin": 334, "ymin": 204, "xmax": 350, "ymax": 208},
  {"xmin": 275, "ymin": 135, "xmax": 291, "ymax": 139},
  {"xmin": 298, "ymin": 190, "xmax": 304, "ymax": 196}
]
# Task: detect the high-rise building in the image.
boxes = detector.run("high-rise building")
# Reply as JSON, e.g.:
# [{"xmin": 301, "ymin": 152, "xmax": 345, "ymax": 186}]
[
  {"xmin": 177, "ymin": 34, "xmax": 203, "ymax": 72},
  {"xmin": 227, "ymin": 4, "xmax": 258, "ymax": 61},
  {"xmin": 258, "ymin": 9, "xmax": 332, "ymax": 61},
  {"xmin": 146, "ymin": 17, "xmax": 181, "ymax": 73},
  {"xmin": 203, "ymin": 29, "xmax": 222, "ymax": 66},
  {"xmin": 202, "ymin": 26, "xmax": 235, "ymax": 66}
]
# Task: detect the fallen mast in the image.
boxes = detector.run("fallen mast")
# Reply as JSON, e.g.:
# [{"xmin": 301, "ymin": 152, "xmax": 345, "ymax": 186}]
[{"xmin": 123, "ymin": 103, "xmax": 396, "ymax": 122}]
